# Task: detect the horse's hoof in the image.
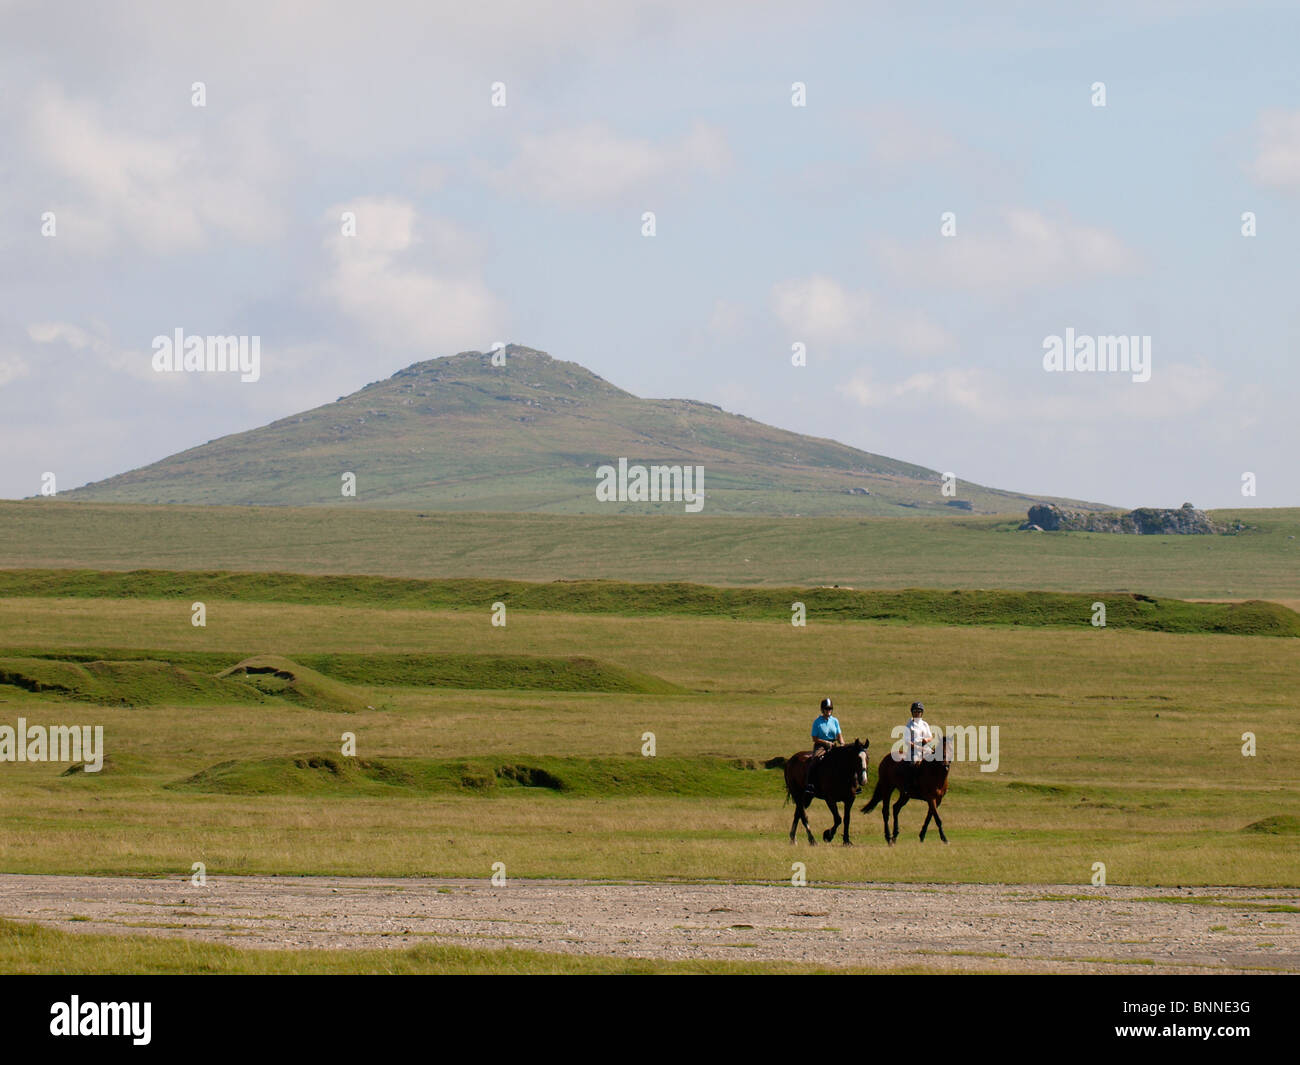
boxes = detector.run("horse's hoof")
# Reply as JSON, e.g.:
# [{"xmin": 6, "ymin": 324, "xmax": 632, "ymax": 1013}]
[{"xmin": 842, "ymin": 840, "xmax": 853, "ymax": 847}]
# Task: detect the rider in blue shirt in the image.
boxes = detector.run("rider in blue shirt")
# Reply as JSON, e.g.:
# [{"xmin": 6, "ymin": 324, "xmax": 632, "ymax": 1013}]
[{"xmin": 804, "ymin": 697, "xmax": 842, "ymax": 800}]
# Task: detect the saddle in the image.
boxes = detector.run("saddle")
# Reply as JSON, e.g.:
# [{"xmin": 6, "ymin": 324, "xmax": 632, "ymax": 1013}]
[{"xmin": 804, "ymin": 747, "xmax": 828, "ymax": 795}]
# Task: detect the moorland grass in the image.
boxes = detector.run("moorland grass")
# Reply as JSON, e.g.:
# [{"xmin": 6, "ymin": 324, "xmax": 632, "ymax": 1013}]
[
  {"xmin": 1, "ymin": 570, "xmax": 1295, "ymax": 636},
  {"xmin": 164, "ymin": 754, "xmax": 783, "ymax": 797},
  {"xmin": 0, "ymin": 595, "xmax": 1295, "ymax": 886},
  {"xmin": 0, "ymin": 649, "xmax": 681, "ymax": 696},
  {"xmin": 2, "ymin": 502, "xmax": 1297, "ymax": 599},
  {"xmin": 0, "ymin": 657, "xmax": 268, "ymax": 706}
]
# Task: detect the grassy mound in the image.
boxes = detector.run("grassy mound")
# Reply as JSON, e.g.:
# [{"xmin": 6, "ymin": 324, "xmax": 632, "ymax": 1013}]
[
  {"xmin": 3, "ymin": 569, "xmax": 1297, "ymax": 635},
  {"xmin": 216, "ymin": 655, "xmax": 372, "ymax": 713},
  {"xmin": 0, "ymin": 657, "xmax": 267, "ymax": 706},
  {"xmin": 166, "ymin": 754, "xmax": 783, "ymax": 798},
  {"xmin": 1241, "ymin": 815, "xmax": 1300, "ymax": 835},
  {"xmin": 292, "ymin": 652, "xmax": 683, "ymax": 693},
  {"xmin": 0, "ymin": 648, "xmax": 682, "ymax": 695}
]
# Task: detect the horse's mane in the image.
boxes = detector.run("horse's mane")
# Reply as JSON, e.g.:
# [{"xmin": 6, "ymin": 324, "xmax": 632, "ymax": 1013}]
[{"xmin": 825, "ymin": 743, "xmax": 863, "ymax": 769}]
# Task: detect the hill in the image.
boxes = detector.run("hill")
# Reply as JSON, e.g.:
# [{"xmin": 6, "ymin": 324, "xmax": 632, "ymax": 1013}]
[{"xmin": 63, "ymin": 345, "xmax": 1105, "ymax": 515}]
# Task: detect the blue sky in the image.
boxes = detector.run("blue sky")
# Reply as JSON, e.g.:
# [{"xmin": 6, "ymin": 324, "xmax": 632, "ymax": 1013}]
[{"xmin": 2, "ymin": 0, "xmax": 1297, "ymax": 509}]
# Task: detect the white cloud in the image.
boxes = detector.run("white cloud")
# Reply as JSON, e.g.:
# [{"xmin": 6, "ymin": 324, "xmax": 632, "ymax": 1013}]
[
  {"xmin": 770, "ymin": 276, "xmax": 952, "ymax": 355},
  {"xmin": 488, "ymin": 122, "xmax": 731, "ymax": 207},
  {"xmin": 26, "ymin": 86, "xmax": 282, "ymax": 254},
  {"xmin": 0, "ymin": 355, "xmax": 29, "ymax": 387},
  {"xmin": 26, "ymin": 319, "xmax": 159, "ymax": 381},
  {"xmin": 876, "ymin": 207, "xmax": 1138, "ymax": 292},
  {"xmin": 321, "ymin": 198, "xmax": 506, "ymax": 352},
  {"xmin": 837, "ymin": 360, "xmax": 1222, "ymax": 422},
  {"xmin": 27, "ymin": 322, "xmax": 97, "ymax": 349},
  {"xmin": 837, "ymin": 367, "xmax": 990, "ymax": 413},
  {"xmin": 1248, "ymin": 109, "xmax": 1300, "ymax": 192}
]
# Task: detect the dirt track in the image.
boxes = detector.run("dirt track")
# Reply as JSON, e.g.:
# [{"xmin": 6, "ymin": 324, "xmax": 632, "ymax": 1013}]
[{"xmin": 2, "ymin": 874, "xmax": 1297, "ymax": 973}]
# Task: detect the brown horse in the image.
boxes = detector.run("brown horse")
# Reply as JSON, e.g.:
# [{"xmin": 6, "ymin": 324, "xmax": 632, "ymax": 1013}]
[
  {"xmin": 861, "ymin": 735, "xmax": 953, "ymax": 844},
  {"xmin": 784, "ymin": 739, "xmax": 870, "ymax": 845}
]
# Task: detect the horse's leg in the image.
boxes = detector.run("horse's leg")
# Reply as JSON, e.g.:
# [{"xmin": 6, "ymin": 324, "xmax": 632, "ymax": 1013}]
[
  {"xmin": 920, "ymin": 800, "xmax": 934, "ymax": 842},
  {"xmin": 933, "ymin": 802, "xmax": 947, "ymax": 844},
  {"xmin": 789, "ymin": 798, "xmax": 801, "ymax": 843},
  {"xmin": 822, "ymin": 799, "xmax": 840, "ymax": 843},
  {"xmin": 842, "ymin": 796, "xmax": 853, "ymax": 846},
  {"xmin": 880, "ymin": 787, "xmax": 892, "ymax": 844},
  {"xmin": 799, "ymin": 799, "xmax": 816, "ymax": 845},
  {"xmin": 891, "ymin": 795, "xmax": 909, "ymax": 844}
]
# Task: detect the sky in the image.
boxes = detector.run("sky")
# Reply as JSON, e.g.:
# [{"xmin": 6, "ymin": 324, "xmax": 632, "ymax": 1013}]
[{"xmin": 1, "ymin": 0, "xmax": 1297, "ymax": 509}]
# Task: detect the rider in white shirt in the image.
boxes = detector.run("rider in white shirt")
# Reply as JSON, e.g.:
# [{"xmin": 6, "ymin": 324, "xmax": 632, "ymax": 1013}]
[{"xmin": 903, "ymin": 702, "xmax": 933, "ymax": 790}]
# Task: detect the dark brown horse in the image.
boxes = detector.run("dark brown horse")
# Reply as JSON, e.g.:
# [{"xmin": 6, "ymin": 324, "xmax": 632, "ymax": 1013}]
[
  {"xmin": 784, "ymin": 739, "xmax": 869, "ymax": 845},
  {"xmin": 861, "ymin": 735, "xmax": 953, "ymax": 844}
]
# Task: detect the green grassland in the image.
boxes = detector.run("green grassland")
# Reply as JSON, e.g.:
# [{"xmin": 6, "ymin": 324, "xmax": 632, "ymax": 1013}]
[
  {"xmin": 2, "ymin": 502, "xmax": 1298, "ymax": 599},
  {"xmin": 2, "ymin": 569, "xmax": 1296, "ymax": 635},
  {"xmin": 0, "ymin": 579, "xmax": 1296, "ymax": 888}
]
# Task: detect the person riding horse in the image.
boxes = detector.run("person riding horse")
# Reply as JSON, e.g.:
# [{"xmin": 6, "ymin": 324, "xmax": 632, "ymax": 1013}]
[
  {"xmin": 903, "ymin": 701, "xmax": 933, "ymax": 791},
  {"xmin": 804, "ymin": 697, "xmax": 842, "ymax": 801}
]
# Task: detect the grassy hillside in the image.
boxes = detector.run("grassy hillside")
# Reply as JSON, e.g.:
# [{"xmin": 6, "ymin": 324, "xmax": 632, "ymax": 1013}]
[
  {"xmin": 0, "ymin": 570, "xmax": 1295, "ymax": 636},
  {"xmin": 58, "ymin": 346, "xmax": 1105, "ymax": 516}
]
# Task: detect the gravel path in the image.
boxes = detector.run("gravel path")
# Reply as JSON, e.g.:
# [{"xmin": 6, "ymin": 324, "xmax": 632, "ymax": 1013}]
[{"xmin": 2, "ymin": 874, "xmax": 1296, "ymax": 973}]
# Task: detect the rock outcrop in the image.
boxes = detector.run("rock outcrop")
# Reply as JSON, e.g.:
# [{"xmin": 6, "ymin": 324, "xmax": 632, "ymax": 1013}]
[{"xmin": 1020, "ymin": 502, "xmax": 1219, "ymax": 535}]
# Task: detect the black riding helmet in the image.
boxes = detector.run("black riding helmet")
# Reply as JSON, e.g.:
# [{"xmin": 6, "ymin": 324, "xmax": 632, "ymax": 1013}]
[{"xmin": 820, "ymin": 697, "xmax": 833, "ymax": 712}]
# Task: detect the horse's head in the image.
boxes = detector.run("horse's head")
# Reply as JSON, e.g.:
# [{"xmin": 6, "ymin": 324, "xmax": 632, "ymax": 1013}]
[{"xmin": 851, "ymin": 737, "xmax": 870, "ymax": 788}]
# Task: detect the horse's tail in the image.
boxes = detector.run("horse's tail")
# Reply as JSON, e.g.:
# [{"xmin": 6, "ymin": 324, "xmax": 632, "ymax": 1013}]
[
  {"xmin": 782, "ymin": 756, "xmax": 801, "ymax": 805},
  {"xmin": 861, "ymin": 775, "xmax": 888, "ymax": 814}
]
